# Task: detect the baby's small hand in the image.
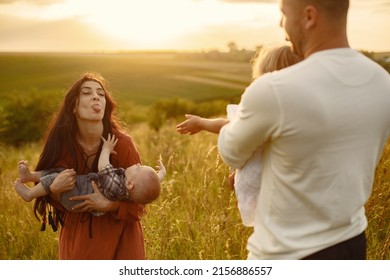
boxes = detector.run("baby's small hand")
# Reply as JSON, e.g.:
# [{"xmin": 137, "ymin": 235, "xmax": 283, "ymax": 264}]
[
  {"xmin": 157, "ymin": 159, "xmax": 166, "ymax": 172},
  {"xmin": 101, "ymin": 133, "xmax": 118, "ymax": 154},
  {"xmin": 156, "ymin": 156, "xmax": 166, "ymax": 181}
]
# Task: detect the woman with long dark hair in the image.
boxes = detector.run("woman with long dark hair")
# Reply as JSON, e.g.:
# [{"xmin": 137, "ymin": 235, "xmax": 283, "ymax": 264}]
[{"xmin": 34, "ymin": 72, "xmax": 145, "ymax": 259}]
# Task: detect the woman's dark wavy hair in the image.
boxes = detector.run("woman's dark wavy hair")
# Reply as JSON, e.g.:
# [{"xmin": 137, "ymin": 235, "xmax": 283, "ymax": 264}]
[{"xmin": 33, "ymin": 72, "xmax": 123, "ymax": 231}]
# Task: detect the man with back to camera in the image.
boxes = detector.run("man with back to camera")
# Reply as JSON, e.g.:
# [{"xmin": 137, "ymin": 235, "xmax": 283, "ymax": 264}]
[{"xmin": 218, "ymin": 0, "xmax": 390, "ymax": 259}]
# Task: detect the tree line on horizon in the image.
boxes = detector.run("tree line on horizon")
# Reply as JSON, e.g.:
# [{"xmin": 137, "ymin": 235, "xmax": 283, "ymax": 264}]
[{"xmin": 0, "ymin": 46, "xmax": 389, "ymax": 146}]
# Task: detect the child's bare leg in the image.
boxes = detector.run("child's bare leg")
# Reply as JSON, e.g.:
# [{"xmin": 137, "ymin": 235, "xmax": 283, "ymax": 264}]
[
  {"xmin": 18, "ymin": 160, "xmax": 41, "ymax": 183},
  {"xmin": 14, "ymin": 179, "xmax": 48, "ymax": 202}
]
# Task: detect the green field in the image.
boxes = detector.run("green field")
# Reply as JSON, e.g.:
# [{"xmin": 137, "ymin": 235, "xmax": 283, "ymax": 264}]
[
  {"xmin": 0, "ymin": 52, "xmax": 250, "ymax": 106},
  {"xmin": 0, "ymin": 52, "xmax": 389, "ymax": 260}
]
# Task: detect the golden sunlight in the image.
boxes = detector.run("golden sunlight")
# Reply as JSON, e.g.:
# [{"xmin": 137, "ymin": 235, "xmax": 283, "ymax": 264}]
[
  {"xmin": 83, "ymin": 0, "xmax": 206, "ymax": 49},
  {"xmin": 0, "ymin": 0, "xmax": 389, "ymax": 52}
]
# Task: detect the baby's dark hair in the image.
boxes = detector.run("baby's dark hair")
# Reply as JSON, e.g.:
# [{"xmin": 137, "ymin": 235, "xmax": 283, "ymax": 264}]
[{"xmin": 132, "ymin": 166, "xmax": 161, "ymax": 204}]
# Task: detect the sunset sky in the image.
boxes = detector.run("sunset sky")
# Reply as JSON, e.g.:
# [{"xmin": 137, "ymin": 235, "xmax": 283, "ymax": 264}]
[{"xmin": 0, "ymin": 0, "xmax": 389, "ymax": 52}]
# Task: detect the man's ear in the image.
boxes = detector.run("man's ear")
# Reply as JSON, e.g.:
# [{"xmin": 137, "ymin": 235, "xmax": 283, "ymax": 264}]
[{"xmin": 303, "ymin": 5, "xmax": 318, "ymax": 29}]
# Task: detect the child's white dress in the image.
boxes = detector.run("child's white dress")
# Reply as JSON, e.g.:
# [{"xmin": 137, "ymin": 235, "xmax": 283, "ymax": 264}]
[{"xmin": 227, "ymin": 104, "xmax": 262, "ymax": 227}]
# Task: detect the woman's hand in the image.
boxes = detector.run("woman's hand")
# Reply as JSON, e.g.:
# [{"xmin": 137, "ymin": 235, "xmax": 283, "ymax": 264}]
[
  {"xmin": 70, "ymin": 181, "xmax": 119, "ymax": 212},
  {"xmin": 49, "ymin": 169, "xmax": 76, "ymax": 195}
]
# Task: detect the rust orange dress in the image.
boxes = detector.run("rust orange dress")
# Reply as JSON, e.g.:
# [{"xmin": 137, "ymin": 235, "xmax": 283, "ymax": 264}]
[{"xmin": 55, "ymin": 131, "xmax": 145, "ymax": 259}]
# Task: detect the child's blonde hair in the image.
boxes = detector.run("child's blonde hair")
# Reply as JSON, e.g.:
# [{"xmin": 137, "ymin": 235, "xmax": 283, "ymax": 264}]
[{"xmin": 251, "ymin": 45, "xmax": 302, "ymax": 79}]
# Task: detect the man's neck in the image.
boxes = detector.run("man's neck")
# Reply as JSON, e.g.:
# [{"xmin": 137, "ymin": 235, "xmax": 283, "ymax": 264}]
[
  {"xmin": 304, "ymin": 23, "xmax": 349, "ymax": 58},
  {"xmin": 304, "ymin": 40, "xmax": 349, "ymax": 58}
]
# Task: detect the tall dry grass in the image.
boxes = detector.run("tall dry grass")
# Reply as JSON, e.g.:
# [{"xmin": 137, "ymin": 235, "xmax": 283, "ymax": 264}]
[
  {"xmin": 0, "ymin": 121, "xmax": 389, "ymax": 259},
  {"xmin": 366, "ymin": 141, "xmax": 390, "ymax": 259},
  {"xmin": 131, "ymin": 122, "xmax": 252, "ymax": 259},
  {"xmin": 0, "ymin": 143, "xmax": 58, "ymax": 259}
]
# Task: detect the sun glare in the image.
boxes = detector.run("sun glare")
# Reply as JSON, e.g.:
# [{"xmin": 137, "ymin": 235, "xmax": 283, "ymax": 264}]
[
  {"xmin": 1, "ymin": 0, "xmax": 389, "ymax": 52},
  {"xmin": 79, "ymin": 0, "xmax": 279, "ymax": 49},
  {"xmin": 82, "ymin": 0, "xmax": 206, "ymax": 49}
]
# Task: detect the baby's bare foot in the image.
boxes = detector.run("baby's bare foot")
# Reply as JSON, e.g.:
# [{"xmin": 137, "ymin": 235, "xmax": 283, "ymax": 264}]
[
  {"xmin": 18, "ymin": 160, "xmax": 33, "ymax": 183},
  {"xmin": 14, "ymin": 178, "xmax": 33, "ymax": 202}
]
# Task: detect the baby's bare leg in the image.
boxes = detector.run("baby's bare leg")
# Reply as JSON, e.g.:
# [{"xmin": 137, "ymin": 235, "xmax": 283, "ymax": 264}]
[
  {"xmin": 18, "ymin": 160, "xmax": 41, "ymax": 183},
  {"xmin": 14, "ymin": 179, "xmax": 48, "ymax": 202}
]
